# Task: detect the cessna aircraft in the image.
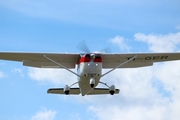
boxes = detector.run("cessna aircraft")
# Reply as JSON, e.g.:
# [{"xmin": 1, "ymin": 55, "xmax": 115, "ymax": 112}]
[{"xmin": 1, "ymin": 46, "xmax": 180, "ymax": 96}]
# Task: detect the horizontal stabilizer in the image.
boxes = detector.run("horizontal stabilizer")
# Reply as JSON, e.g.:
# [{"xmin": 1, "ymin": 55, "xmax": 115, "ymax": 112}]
[
  {"xmin": 47, "ymin": 88, "xmax": 80, "ymax": 95},
  {"xmin": 47, "ymin": 88, "xmax": 120, "ymax": 95},
  {"xmin": 87, "ymin": 88, "xmax": 120, "ymax": 95}
]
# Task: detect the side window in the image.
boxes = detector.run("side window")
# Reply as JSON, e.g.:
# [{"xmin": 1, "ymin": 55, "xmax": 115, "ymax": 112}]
[
  {"xmin": 95, "ymin": 55, "xmax": 100, "ymax": 59},
  {"xmin": 85, "ymin": 54, "xmax": 91, "ymax": 59}
]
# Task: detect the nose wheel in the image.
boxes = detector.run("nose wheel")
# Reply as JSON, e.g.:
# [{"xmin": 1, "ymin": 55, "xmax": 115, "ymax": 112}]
[
  {"xmin": 90, "ymin": 77, "xmax": 95, "ymax": 88},
  {"xmin": 90, "ymin": 84, "xmax": 94, "ymax": 88}
]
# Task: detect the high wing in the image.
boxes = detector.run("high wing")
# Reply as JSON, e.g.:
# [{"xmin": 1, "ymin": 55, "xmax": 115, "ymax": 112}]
[
  {"xmin": 0, "ymin": 52, "xmax": 79, "ymax": 68},
  {"xmin": 1, "ymin": 52, "xmax": 180, "ymax": 69},
  {"xmin": 102, "ymin": 53, "xmax": 180, "ymax": 68}
]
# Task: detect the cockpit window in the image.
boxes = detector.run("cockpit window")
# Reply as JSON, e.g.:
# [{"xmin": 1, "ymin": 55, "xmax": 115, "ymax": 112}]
[
  {"xmin": 95, "ymin": 54, "xmax": 101, "ymax": 59},
  {"xmin": 85, "ymin": 54, "xmax": 91, "ymax": 58}
]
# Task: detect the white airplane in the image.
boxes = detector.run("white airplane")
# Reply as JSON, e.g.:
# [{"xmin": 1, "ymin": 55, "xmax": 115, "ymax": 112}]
[{"xmin": 0, "ymin": 51, "xmax": 180, "ymax": 96}]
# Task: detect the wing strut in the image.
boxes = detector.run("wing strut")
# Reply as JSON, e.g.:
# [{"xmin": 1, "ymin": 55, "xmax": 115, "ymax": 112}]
[
  {"xmin": 43, "ymin": 55, "xmax": 81, "ymax": 77},
  {"xmin": 101, "ymin": 55, "xmax": 137, "ymax": 78}
]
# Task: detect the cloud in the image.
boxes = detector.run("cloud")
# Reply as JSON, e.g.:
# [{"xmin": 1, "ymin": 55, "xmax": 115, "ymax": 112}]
[
  {"xmin": 87, "ymin": 32, "xmax": 180, "ymax": 120},
  {"xmin": 69, "ymin": 113, "xmax": 82, "ymax": 120},
  {"xmin": 11, "ymin": 68, "xmax": 24, "ymax": 77},
  {"xmin": 109, "ymin": 35, "xmax": 131, "ymax": 51},
  {"xmin": 28, "ymin": 68, "xmax": 77, "ymax": 85},
  {"xmin": 31, "ymin": 108, "xmax": 57, "ymax": 120},
  {"xmin": 88, "ymin": 105, "xmax": 170, "ymax": 120},
  {"xmin": 134, "ymin": 32, "xmax": 180, "ymax": 52},
  {"xmin": 87, "ymin": 62, "xmax": 180, "ymax": 120},
  {"xmin": 176, "ymin": 25, "xmax": 180, "ymax": 30},
  {"xmin": 0, "ymin": 71, "xmax": 5, "ymax": 78},
  {"xmin": 2, "ymin": 0, "xmax": 178, "ymax": 30}
]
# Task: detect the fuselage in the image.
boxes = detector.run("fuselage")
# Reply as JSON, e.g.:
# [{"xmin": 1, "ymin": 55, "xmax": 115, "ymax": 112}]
[{"xmin": 77, "ymin": 54, "xmax": 102, "ymax": 96}]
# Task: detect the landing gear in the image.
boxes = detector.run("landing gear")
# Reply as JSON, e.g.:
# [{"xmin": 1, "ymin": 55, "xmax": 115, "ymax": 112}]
[
  {"xmin": 109, "ymin": 85, "xmax": 116, "ymax": 95},
  {"xmin": 99, "ymin": 82, "xmax": 116, "ymax": 95},
  {"xmin": 90, "ymin": 77, "xmax": 95, "ymax": 88},
  {"xmin": 64, "ymin": 85, "xmax": 70, "ymax": 95},
  {"xmin": 90, "ymin": 84, "xmax": 94, "ymax": 88},
  {"xmin": 63, "ymin": 82, "xmax": 79, "ymax": 95},
  {"xmin": 109, "ymin": 90, "xmax": 115, "ymax": 95},
  {"xmin": 64, "ymin": 90, "xmax": 70, "ymax": 95}
]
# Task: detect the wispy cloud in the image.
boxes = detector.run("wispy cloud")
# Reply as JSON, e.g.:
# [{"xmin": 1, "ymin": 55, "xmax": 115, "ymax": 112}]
[
  {"xmin": 31, "ymin": 108, "xmax": 57, "ymax": 120},
  {"xmin": 134, "ymin": 32, "xmax": 180, "ymax": 52},
  {"xmin": 109, "ymin": 35, "xmax": 131, "ymax": 51},
  {"xmin": 0, "ymin": 71, "xmax": 4, "ymax": 78},
  {"xmin": 11, "ymin": 68, "xmax": 24, "ymax": 77},
  {"xmin": 28, "ymin": 68, "xmax": 77, "ymax": 85},
  {"xmin": 87, "ymin": 61, "xmax": 180, "ymax": 120},
  {"xmin": 69, "ymin": 113, "xmax": 82, "ymax": 120},
  {"xmin": 1, "ymin": 0, "xmax": 179, "ymax": 30},
  {"xmin": 176, "ymin": 25, "xmax": 180, "ymax": 30}
]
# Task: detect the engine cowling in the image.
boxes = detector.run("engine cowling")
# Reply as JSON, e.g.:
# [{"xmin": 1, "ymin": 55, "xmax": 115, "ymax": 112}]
[
  {"xmin": 64, "ymin": 85, "xmax": 70, "ymax": 95},
  {"xmin": 109, "ymin": 85, "xmax": 115, "ymax": 95}
]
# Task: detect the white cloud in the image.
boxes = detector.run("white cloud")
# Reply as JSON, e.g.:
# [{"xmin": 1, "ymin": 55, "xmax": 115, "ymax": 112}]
[
  {"xmin": 134, "ymin": 32, "xmax": 180, "ymax": 52},
  {"xmin": 176, "ymin": 25, "xmax": 180, "ymax": 30},
  {"xmin": 86, "ymin": 32, "xmax": 180, "ymax": 120},
  {"xmin": 0, "ymin": 71, "xmax": 5, "ymax": 78},
  {"xmin": 28, "ymin": 68, "xmax": 77, "ymax": 85},
  {"xmin": 88, "ymin": 105, "xmax": 170, "ymax": 120},
  {"xmin": 0, "ymin": 0, "xmax": 179, "ymax": 30},
  {"xmin": 87, "ymin": 63, "xmax": 180, "ymax": 120},
  {"xmin": 31, "ymin": 108, "xmax": 57, "ymax": 120},
  {"xmin": 110, "ymin": 35, "xmax": 131, "ymax": 51},
  {"xmin": 11, "ymin": 68, "xmax": 24, "ymax": 77},
  {"xmin": 69, "ymin": 113, "xmax": 81, "ymax": 120}
]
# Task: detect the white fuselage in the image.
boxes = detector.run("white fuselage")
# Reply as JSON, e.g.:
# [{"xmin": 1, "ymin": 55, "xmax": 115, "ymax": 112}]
[{"xmin": 77, "ymin": 61, "xmax": 102, "ymax": 96}]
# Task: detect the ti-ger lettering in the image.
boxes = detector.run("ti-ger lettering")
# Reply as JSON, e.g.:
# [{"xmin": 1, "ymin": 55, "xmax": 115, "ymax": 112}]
[{"xmin": 127, "ymin": 56, "xmax": 168, "ymax": 61}]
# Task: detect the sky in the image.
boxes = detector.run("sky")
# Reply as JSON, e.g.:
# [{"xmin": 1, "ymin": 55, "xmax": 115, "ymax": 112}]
[{"xmin": 0, "ymin": 0, "xmax": 180, "ymax": 120}]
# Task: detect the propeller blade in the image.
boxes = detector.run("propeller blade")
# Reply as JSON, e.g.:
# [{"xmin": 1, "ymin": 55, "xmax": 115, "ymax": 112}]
[
  {"xmin": 100, "ymin": 47, "xmax": 111, "ymax": 53},
  {"xmin": 77, "ymin": 41, "xmax": 91, "ymax": 53}
]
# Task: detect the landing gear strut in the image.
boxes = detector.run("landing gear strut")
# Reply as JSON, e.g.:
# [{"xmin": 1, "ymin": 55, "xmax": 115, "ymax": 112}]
[
  {"xmin": 63, "ymin": 82, "xmax": 79, "ymax": 95},
  {"xmin": 99, "ymin": 82, "xmax": 116, "ymax": 95},
  {"xmin": 90, "ymin": 77, "xmax": 95, "ymax": 88}
]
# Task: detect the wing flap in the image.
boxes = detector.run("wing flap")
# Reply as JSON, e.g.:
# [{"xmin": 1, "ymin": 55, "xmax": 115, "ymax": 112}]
[
  {"xmin": 87, "ymin": 88, "xmax": 120, "ymax": 95},
  {"xmin": 47, "ymin": 88, "xmax": 80, "ymax": 95},
  {"xmin": 0, "ymin": 52, "xmax": 79, "ymax": 68},
  {"xmin": 23, "ymin": 60, "xmax": 76, "ymax": 68},
  {"xmin": 103, "ymin": 61, "xmax": 153, "ymax": 68}
]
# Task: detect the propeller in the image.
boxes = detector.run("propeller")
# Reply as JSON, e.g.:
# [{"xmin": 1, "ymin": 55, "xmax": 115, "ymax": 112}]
[
  {"xmin": 100, "ymin": 47, "xmax": 111, "ymax": 54},
  {"xmin": 77, "ymin": 41, "xmax": 91, "ymax": 53},
  {"xmin": 77, "ymin": 41, "xmax": 111, "ymax": 54}
]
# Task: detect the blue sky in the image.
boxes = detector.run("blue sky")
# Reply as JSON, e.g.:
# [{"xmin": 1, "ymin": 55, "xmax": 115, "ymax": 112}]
[{"xmin": 0, "ymin": 0, "xmax": 180, "ymax": 120}]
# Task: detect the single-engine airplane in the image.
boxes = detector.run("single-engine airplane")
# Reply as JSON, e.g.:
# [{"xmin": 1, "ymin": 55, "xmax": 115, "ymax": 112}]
[{"xmin": 1, "ymin": 50, "xmax": 180, "ymax": 96}]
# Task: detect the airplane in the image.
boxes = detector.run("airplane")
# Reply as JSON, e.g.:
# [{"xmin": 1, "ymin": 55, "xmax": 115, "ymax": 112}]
[{"xmin": 1, "ymin": 51, "xmax": 180, "ymax": 96}]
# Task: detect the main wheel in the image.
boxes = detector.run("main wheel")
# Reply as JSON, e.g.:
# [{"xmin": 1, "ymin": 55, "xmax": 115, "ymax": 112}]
[
  {"xmin": 109, "ymin": 90, "xmax": 115, "ymax": 95},
  {"xmin": 64, "ymin": 90, "xmax": 70, "ymax": 95}
]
